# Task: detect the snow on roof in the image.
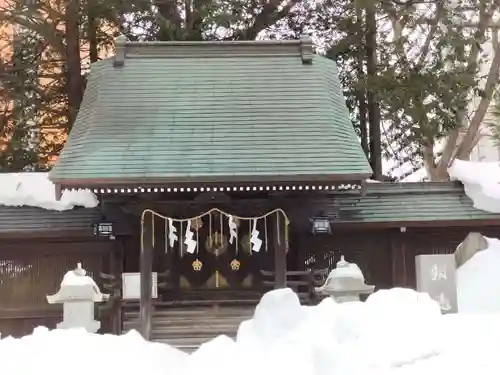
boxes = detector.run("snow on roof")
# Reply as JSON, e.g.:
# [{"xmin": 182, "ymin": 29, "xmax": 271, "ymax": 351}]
[
  {"xmin": 401, "ymin": 167, "xmax": 428, "ymax": 182},
  {"xmin": 0, "ymin": 172, "xmax": 98, "ymax": 211},
  {"xmin": 448, "ymin": 160, "xmax": 500, "ymax": 213}
]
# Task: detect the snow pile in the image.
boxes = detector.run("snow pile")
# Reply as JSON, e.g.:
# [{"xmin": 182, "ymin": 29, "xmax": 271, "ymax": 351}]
[
  {"xmin": 0, "ymin": 172, "xmax": 98, "ymax": 211},
  {"xmin": 0, "ymin": 328, "xmax": 188, "ymax": 375},
  {"xmin": 4, "ymin": 288, "xmax": 500, "ymax": 375},
  {"xmin": 457, "ymin": 236, "xmax": 500, "ymax": 313},
  {"xmin": 448, "ymin": 159, "xmax": 500, "ymax": 213}
]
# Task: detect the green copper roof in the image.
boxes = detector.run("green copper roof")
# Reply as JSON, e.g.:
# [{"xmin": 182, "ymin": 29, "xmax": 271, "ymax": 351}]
[
  {"xmin": 333, "ymin": 182, "xmax": 500, "ymax": 224},
  {"xmin": 50, "ymin": 38, "xmax": 371, "ymax": 187}
]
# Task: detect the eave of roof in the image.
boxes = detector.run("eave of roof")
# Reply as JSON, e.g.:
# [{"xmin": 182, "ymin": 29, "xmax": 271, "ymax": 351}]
[{"xmin": 330, "ymin": 181, "xmax": 500, "ymax": 226}]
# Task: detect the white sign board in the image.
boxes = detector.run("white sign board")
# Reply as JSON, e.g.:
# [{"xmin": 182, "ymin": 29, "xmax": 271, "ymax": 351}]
[
  {"xmin": 122, "ymin": 272, "xmax": 158, "ymax": 300},
  {"xmin": 415, "ymin": 254, "xmax": 458, "ymax": 314}
]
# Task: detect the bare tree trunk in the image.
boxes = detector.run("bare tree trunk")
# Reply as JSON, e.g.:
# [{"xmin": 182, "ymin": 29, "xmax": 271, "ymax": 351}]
[
  {"xmin": 432, "ymin": 31, "xmax": 500, "ymax": 180},
  {"xmin": 87, "ymin": 0, "xmax": 98, "ymax": 63},
  {"xmin": 365, "ymin": 1, "xmax": 382, "ymax": 179},
  {"xmin": 65, "ymin": 0, "xmax": 83, "ymax": 129},
  {"xmin": 355, "ymin": 5, "xmax": 369, "ymax": 158}
]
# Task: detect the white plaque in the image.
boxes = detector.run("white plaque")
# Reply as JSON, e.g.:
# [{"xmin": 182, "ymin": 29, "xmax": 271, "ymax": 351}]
[
  {"xmin": 122, "ymin": 272, "xmax": 158, "ymax": 300},
  {"xmin": 415, "ymin": 254, "xmax": 458, "ymax": 314}
]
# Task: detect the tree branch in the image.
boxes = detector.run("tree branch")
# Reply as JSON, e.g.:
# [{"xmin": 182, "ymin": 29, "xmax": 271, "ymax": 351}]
[
  {"xmin": 455, "ymin": 38, "xmax": 500, "ymax": 159},
  {"xmin": 422, "ymin": 142, "xmax": 438, "ymax": 180},
  {"xmin": 0, "ymin": 7, "xmax": 65, "ymax": 53},
  {"xmin": 435, "ymin": 128, "xmax": 460, "ymax": 178},
  {"xmin": 239, "ymin": 0, "xmax": 301, "ymax": 40},
  {"xmin": 154, "ymin": 0, "xmax": 183, "ymax": 30},
  {"xmin": 416, "ymin": 3, "xmax": 444, "ymax": 68}
]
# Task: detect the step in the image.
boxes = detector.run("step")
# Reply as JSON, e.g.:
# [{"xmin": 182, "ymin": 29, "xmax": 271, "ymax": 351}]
[
  {"xmin": 123, "ymin": 307, "xmax": 254, "ymax": 318},
  {"xmin": 122, "ymin": 326, "xmax": 236, "ymax": 338},
  {"xmin": 123, "ymin": 314, "xmax": 251, "ymax": 322},
  {"xmin": 123, "ymin": 314, "xmax": 252, "ymax": 323},
  {"xmin": 124, "ymin": 321, "xmax": 243, "ymax": 332},
  {"xmin": 123, "ymin": 327, "xmax": 236, "ymax": 339},
  {"xmin": 123, "ymin": 319, "xmax": 245, "ymax": 333},
  {"xmin": 150, "ymin": 340, "xmax": 200, "ymax": 353},
  {"xmin": 150, "ymin": 336, "xmax": 236, "ymax": 347},
  {"xmin": 122, "ymin": 305, "xmax": 251, "ymax": 352},
  {"xmin": 151, "ymin": 327, "xmax": 237, "ymax": 337},
  {"xmin": 151, "ymin": 319, "xmax": 241, "ymax": 328},
  {"xmin": 124, "ymin": 318, "xmax": 242, "ymax": 326},
  {"xmin": 123, "ymin": 299, "xmax": 260, "ymax": 310},
  {"xmin": 123, "ymin": 315, "xmax": 251, "ymax": 325},
  {"xmin": 123, "ymin": 325, "xmax": 244, "ymax": 334}
]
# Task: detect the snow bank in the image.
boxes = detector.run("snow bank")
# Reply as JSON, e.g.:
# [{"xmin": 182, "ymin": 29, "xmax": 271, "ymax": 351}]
[
  {"xmin": 4, "ymin": 287, "xmax": 500, "ymax": 375},
  {"xmin": 0, "ymin": 328, "xmax": 188, "ymax": 375},
  {"xmin": 0, "ymin": 172, "xmax": 98, "ymax": 211},
  {"xmin": 448, "ymin": 159, "xmax": 500, "ymax": 213},
  {"xmin": 457, "ymin": 236, "xmax": 500, "ymax": 313}
]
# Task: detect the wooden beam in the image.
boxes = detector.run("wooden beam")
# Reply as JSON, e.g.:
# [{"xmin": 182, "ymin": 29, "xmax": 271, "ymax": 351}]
[
  {"xmin": 139, "ymin": 212, "xmax": 153, "ymax": 340},
  {"xmin": 53, "ymin": 174, "xmax": 369, "ymax": 187},
  {"xmin": 330, "ymin": 219, "xmax": 500, "ymax": 230},
  {"xmin": 54, "ymin": 184, "xmax": 62, "ymax": 201},
  {"xmin": 0, "ymin": 307, "xmax": 62, "ymax": 320},
  {"xmin": 0, "ymin": 230, "xmax": 97, "ymax": 240}
]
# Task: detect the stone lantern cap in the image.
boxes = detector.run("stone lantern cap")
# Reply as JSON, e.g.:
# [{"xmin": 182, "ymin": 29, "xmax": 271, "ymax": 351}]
[
  {"xmin": 316, "ymin": 256, "xmax": 375, "ymax": 295},
  {"xmin": 47, "ymin": 263, "xmax": 109, "ymax": 304}
]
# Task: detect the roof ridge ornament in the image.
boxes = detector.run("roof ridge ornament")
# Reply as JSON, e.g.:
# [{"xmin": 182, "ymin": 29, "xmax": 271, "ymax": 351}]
[
  {"xmin": 299, "ymin": 34, "xmax": 313, "ymax": 64},
  {"xmin": 112, "ymin": 37, "xmax": 312, "ymax": 63},
  {"xmin": 114, "ymin": 34, "xmax": 128, "ymax": 67}
]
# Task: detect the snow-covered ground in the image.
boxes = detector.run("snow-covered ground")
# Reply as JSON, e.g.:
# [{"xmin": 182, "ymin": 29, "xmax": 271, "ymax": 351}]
[
  {"xmin": 2, "ymin": 235, "xmax": 500, "ymax": 375},
  {"xmin": 1, "ymin": 288, "xmax": 499, "ymax": 375}
]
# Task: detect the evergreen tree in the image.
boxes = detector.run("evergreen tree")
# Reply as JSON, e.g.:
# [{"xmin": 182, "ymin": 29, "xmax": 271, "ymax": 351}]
[
  {"xmin": 0, "ymin": 22, "xmax": 41, "ymax": 171},
  {"xmin": 376, "ymin": 0, "xmax": 500, "ymax": 180}
]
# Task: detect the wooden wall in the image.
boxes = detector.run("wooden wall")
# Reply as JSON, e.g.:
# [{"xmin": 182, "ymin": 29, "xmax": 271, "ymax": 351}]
[
  {"xmin": 392, "ymin": 226, "xmax": 500, "ymax": 288},
  {"xmin": 116, "ymin": 218, "xmax": 500, "ymax": 292},
  {"xmin": 0, "ymin": 238, "xmax": 114, "ymax": 338},
  {"xmin": 105, "ymin": 196, "xmax": 500, "ymax": 292},
  {"xmin": 1, "ymin": 207, "xmax": 498, "ymax": 338},
  {"xmin": 299, "ymin": 226, "xmax": 500, "ymax": 290}
]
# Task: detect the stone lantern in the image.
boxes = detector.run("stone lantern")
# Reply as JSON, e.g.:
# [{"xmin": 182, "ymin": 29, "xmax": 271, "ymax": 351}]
[
  {"xmin": 47, "ymin": 263, "xmax": 109, "ymax": 333},
  {"xmin": 315, "ymin": 256, "xmax": 374, "ymax": 302}
]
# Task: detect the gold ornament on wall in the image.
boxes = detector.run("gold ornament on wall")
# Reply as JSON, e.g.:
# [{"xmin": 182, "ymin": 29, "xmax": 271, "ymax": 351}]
[
  {"xmin": 240, "ymin": 234, "xmax": 252, "ymax": 255},
  {"xmin": 191, "ymin": 217, "xmax": 203, "ymax": 231},
  {"xmin": 205, "ymin": 231, "xmax": 228, "ymax": 255},
  {"xmin": 192, "ymin": 259, "xmax": 203, "ymax": 271},
  {"xmin": 230, "ymin": 259, "xmax": 241, "ymax": 271}
]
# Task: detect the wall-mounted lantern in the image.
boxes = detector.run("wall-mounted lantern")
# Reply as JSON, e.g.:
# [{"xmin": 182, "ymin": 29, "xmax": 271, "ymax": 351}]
[
  {"xmin": 93, "ymin": 220, "xmax": 115, "ymax": 240},
  {"xmin": 310, "ymin": 216, "xmax": 331, "ymax": 235}
]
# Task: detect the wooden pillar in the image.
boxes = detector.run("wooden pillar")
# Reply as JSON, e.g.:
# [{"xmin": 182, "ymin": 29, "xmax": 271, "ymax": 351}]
[
  {"xmin": 273, "ymin": 213, "xmax": 287, "ymax": 288},
  {"xmin": 111, "ymin": 240, "xmax": 124, "ymax": 335},
  {"xmin": 139, "ymin": 213, "xmax": 153, "ymax": 340},
  {"xmin": 390, "ymin": 231, "xmax": 407, "ymax": 287}
]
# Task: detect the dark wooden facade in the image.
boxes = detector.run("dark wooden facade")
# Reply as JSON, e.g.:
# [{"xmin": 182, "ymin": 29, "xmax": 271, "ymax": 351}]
[
  {"xmin": 2, "ymin": 184, "xmax": 500, "ymax": 338},
  {"xmin": 103, "ymin": 191, "xmax": 500, "ymax": 292}
]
